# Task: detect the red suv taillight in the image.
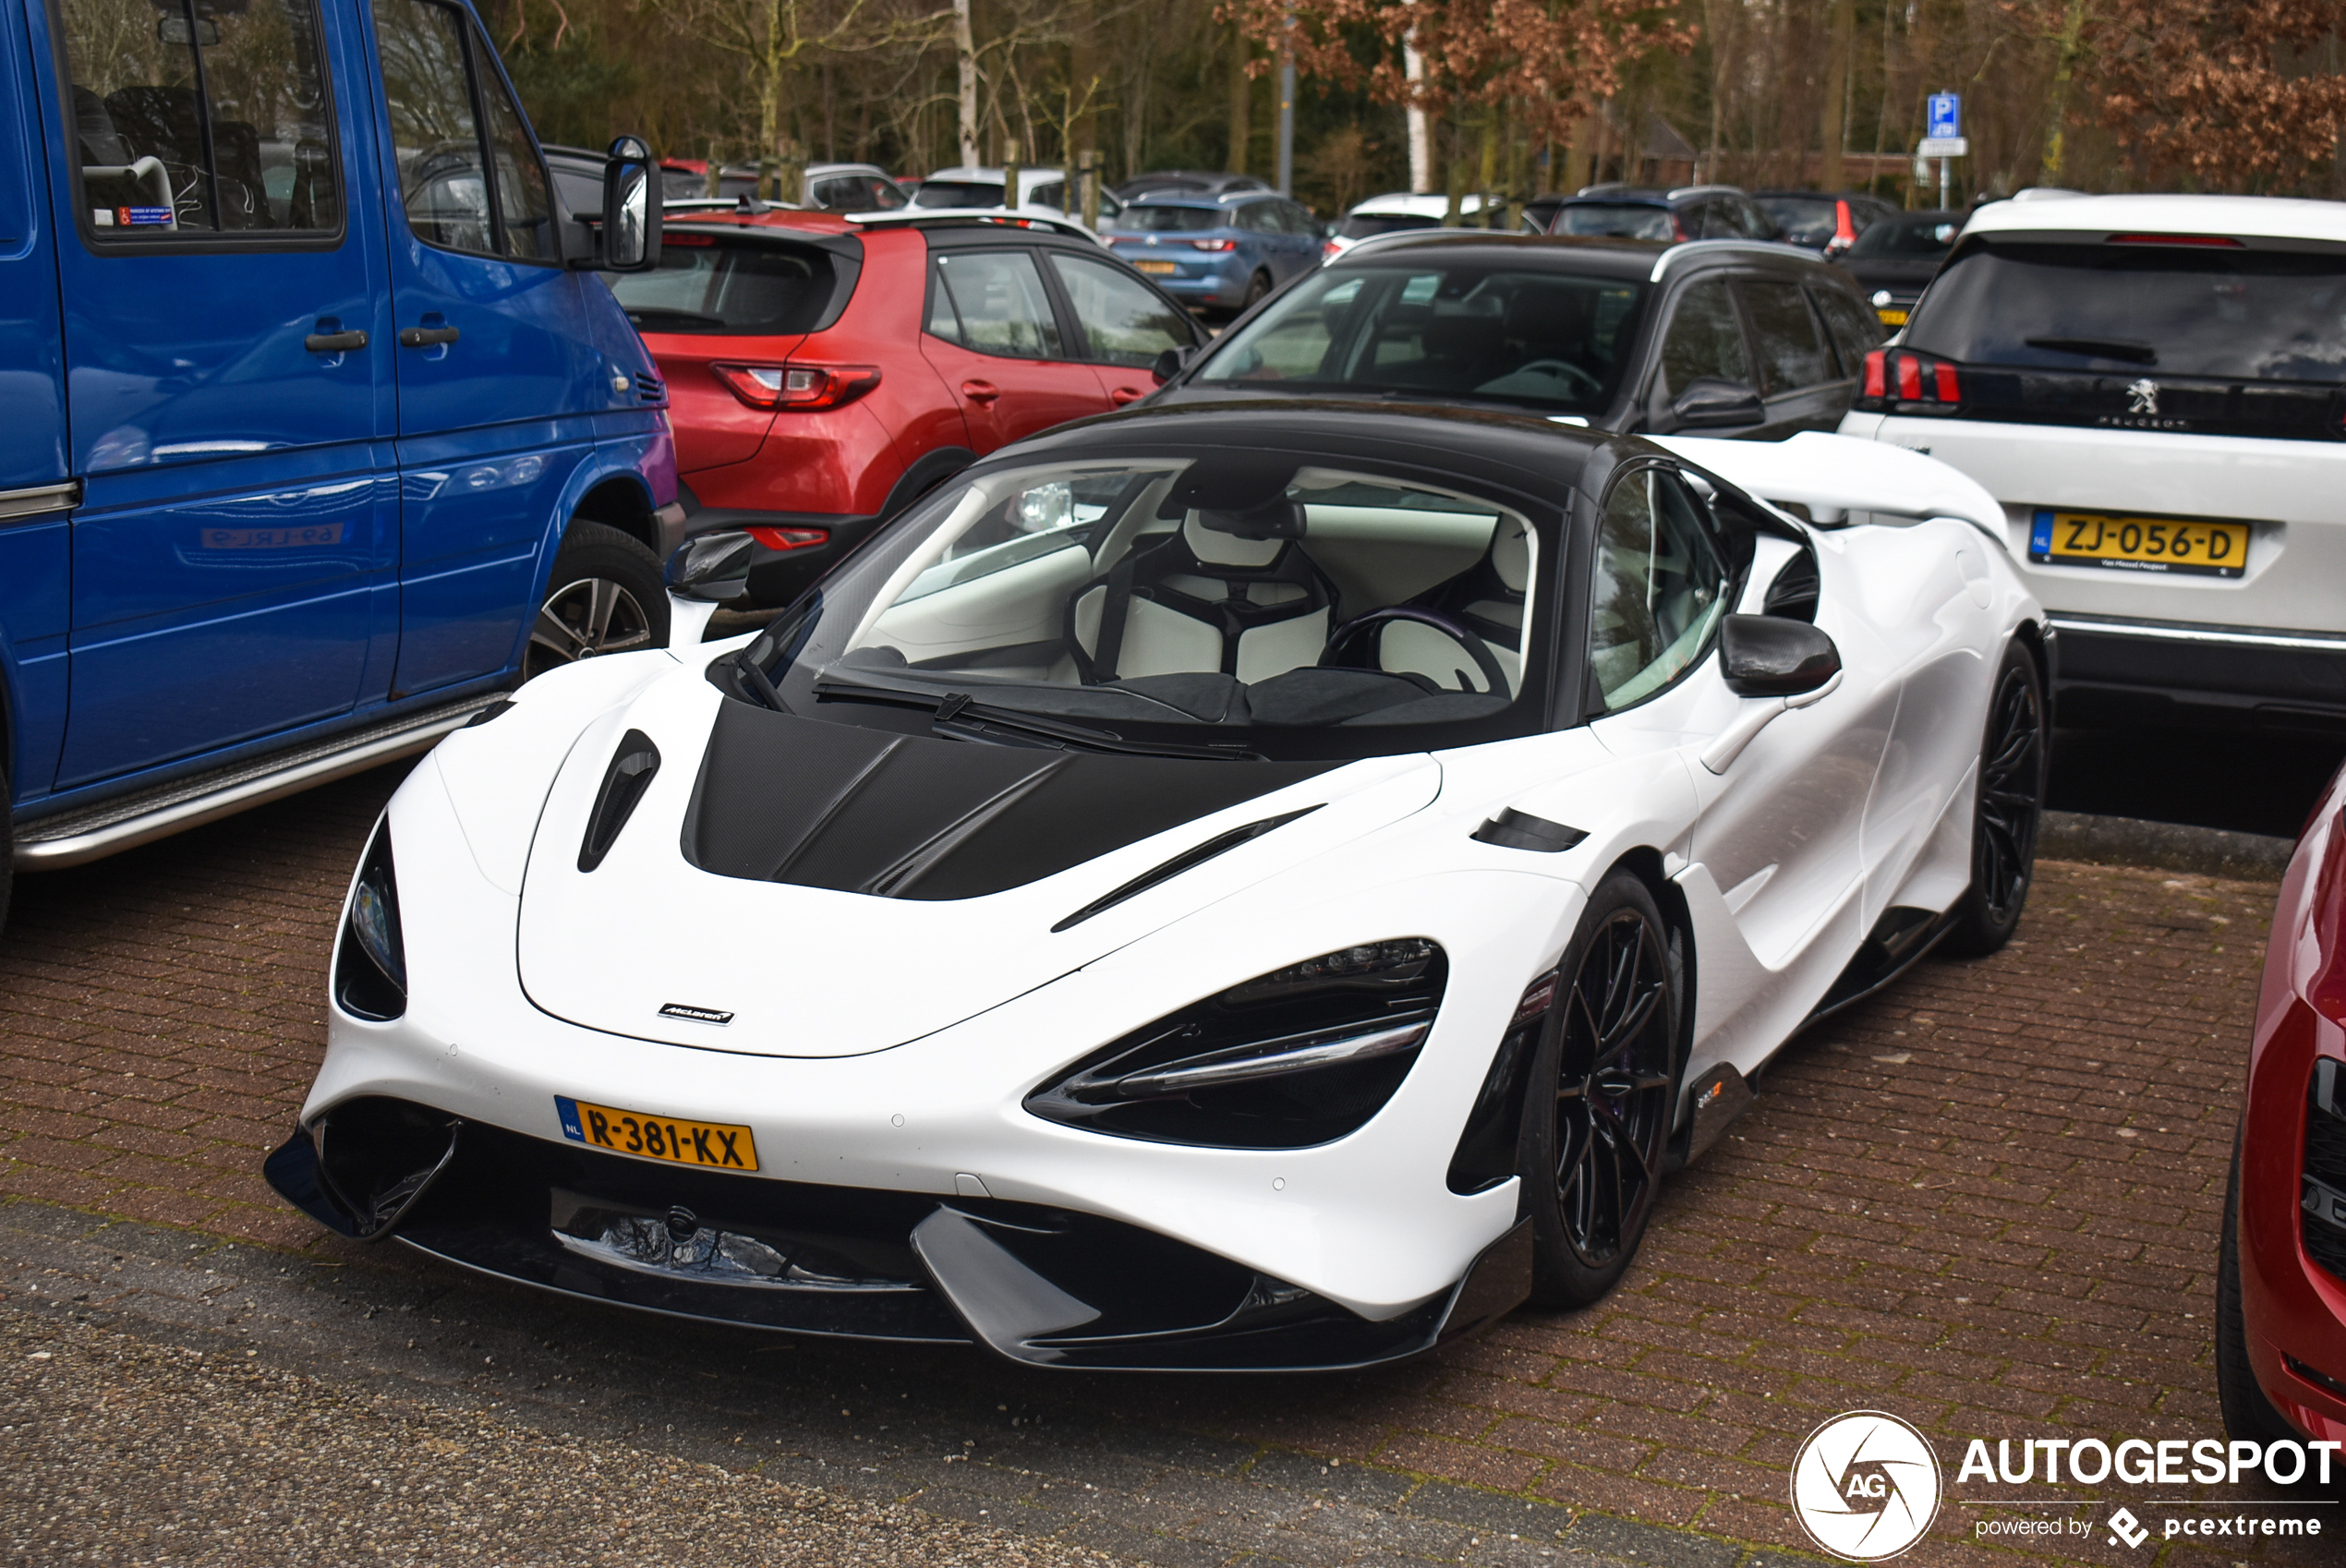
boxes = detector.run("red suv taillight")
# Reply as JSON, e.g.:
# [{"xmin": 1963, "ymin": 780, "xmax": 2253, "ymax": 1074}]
[
  {"xmin": 710, "ymin": 363, "xmax": 882, "ymax": 412},
  {"xmin": 1856, "ymin": 348, "xmax": 1961, "ymax": 414}
]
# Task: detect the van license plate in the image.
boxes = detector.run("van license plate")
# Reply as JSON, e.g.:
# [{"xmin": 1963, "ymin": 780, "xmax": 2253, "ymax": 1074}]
[
  {"xmin": 2028, "ymin": 510, "xmax": 2249, "ymax": 578},
  {"xmin": 555, "ymin": 1096, "xmax": 758, "ymax": 1170}
]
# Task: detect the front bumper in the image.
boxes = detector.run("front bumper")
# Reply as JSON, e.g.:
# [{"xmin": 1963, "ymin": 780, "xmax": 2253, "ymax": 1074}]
[
  {"xmin": 2241, "ymin": 996, "xmax": 2346, "ymax": 1441},
  {"xmin": 266, "ymin": 1111, "xmax": 1531, "ymax": 1370}
]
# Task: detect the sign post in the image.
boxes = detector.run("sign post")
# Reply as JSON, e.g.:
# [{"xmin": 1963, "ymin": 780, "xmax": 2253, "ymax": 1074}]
[{"xmin": 1920, "ymin": 93, "xmax": 1964, "ymax": 210}]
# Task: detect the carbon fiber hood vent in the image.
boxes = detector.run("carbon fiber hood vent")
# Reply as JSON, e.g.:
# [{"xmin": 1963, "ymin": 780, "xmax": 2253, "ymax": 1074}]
[{"xmin": 681, "ymin": 703, "xmax": 1335, "ymax": 900}]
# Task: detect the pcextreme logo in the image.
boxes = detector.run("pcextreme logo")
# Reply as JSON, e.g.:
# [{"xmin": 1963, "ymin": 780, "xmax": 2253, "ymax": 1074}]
[{"xmin": 1790, "ymin": 1411, "xmax": 1943, "ymax": 1561}]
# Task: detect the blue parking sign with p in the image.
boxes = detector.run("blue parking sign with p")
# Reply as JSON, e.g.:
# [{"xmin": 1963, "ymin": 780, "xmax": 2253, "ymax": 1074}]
[{"xmin": 1928, "ymin": 93, "xmax": 1961, "ymax": 139}]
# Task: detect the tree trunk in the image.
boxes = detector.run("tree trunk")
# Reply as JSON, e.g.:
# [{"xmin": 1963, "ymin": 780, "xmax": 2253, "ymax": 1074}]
[
  {"xmin": 2038, "ymin": 0, "xmax": 2088, "ymax": 184},
  {"xmin": 1703, "ymin": 0, "xmax": 1727, "ymax": 183},
  {"xmin": 1819, "ymin": 0, "xmax": 1853, "ymax": 190},
  {"xmin": 953, "ymin": 0, "xmax": 979, "ymax": 166},
  {"xmin": 1403, "ymin": 30, "xmax": 1430, "ymax": 189},
  {"xmin": 1227, "ymin": 17, "xmax": 1251, "ymax": 174}
]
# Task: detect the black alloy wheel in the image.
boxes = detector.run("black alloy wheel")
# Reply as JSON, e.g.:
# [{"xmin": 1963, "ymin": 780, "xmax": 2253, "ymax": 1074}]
[
  {"xmin": 1944, "ymin": 641, "xmax": 2046, "ymax": 956},
  {"xmin": 1521, "ymin": 871, "xmax": 1682, "ymax": 1307},
  {"xmin": 525, "ymin": 521, "xmax": 670, "ymax": 681}
]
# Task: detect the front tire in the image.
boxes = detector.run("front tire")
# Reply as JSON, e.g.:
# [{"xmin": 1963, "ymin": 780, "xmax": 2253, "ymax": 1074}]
[
  {"xmin": 1519, "ymin": 871, "xmax": 1683, "ymax": 1308},
  {"xmin": 525, "ymin": 521, "xmax": 669, "ymax": 681},
  {"xmin": 2218, "ymin": 1134, "xmax": 2302, "ymax": 1444},
  {"xmin": 1942, "ymin": 639, "xmax": 2046, "ymax": 957}
]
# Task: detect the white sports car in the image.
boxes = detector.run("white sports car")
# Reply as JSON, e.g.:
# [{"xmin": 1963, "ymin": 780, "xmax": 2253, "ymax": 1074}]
[{"xmin": 266, "ymin": 406, "xmax": 2047, "ymax": 1371}]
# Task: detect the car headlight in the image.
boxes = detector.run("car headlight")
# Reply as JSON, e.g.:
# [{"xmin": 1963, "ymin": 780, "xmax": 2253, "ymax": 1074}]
[
  {"xmin": 335, "ymin": 822, "xmax": 406, "ymax": 1020},
  {"xmin": 1024, "ymin": 939, "xmax": 1444, "ymax": 1149}
]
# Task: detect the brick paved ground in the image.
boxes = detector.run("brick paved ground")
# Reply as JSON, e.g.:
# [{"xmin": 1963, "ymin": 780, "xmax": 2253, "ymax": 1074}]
[{"xmin": 0, "ymin": 765, "xmax": 2328, "ymax": 1565}]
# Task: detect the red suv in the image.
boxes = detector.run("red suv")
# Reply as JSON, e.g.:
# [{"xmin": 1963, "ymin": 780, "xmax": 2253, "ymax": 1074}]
[
  {"xmin": 610, "ymin": 211, "xmax": 1204, "ymax": 602},
  {"xmin": 2223, "ymin": 759, "xmax": 2346, "ymax": 1450}
]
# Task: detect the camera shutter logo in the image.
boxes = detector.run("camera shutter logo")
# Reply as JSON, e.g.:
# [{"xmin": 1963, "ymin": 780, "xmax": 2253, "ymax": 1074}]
[{"xmin": 1789, "ymin": 1411, "xmax": 1943, "ymax": 1561}]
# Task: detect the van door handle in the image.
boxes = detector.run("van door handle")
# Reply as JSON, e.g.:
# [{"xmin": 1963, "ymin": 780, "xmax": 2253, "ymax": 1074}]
[
  {"xmin": 304, "ymin": 330, "xmax": 369, "ymax": 353},
  {"xmin": 398, "ymin": 325, "xmax": 461, "ymax": 348},
  {"xmin": 960, "ymin": 380, "xmax": 999, "ymax": 403}
]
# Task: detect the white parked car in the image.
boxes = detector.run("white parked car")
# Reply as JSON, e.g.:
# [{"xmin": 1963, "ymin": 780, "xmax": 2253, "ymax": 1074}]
[
  {"xmin": 1324, "ymin": 191, "xmax": 1490, "ymax": 259},
  {"xmin": 1840, "ymin": 193, "xmax": 2346, "ymax": 730},
  {"xmin": 266, "ymin": 409, "xmax": 2045, "ymax": 1369},
  {"xmin": 913, "ymin": 166, "xmax": 1124, "ymax": 227}
]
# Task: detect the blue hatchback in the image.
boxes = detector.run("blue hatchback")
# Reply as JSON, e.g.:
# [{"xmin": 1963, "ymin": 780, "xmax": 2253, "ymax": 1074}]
[{"xmin": 1104, "ymin": 191, "xmax": 1323, "ymax": 313}]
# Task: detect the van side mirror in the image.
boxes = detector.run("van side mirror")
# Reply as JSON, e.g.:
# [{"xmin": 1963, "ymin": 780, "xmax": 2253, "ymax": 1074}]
[
  {"xmin": 1719, "ymin": 614, "xmax": 1839, "ymax": 698},
  {"xmin": 601, "ymin": 136, "xmax": 661, "ymax": 272},
  {"xmin": 1670, "ymin": 378, "xmax": 1764, "ymax": 430}
]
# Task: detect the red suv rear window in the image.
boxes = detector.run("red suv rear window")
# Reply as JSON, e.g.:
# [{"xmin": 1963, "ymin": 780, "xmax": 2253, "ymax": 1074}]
[{"xmin": 609, "ymin": 232, "xmax": 846, "ymax": 335}]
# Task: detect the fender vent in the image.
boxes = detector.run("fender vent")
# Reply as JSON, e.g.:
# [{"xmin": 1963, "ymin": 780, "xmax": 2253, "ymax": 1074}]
[
  {"xmin": 635, "ymin": 371, "xmax": 667, "ymax": 405},
  {"xmin": 579, "ymin": 730, "xmax": 661, "ymax": 871}
]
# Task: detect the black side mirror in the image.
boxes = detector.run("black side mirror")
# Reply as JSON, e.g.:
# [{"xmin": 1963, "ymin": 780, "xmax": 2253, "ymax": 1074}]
[
  {"xmin": 601, "ymin": 135, "xmax": 661, "ymax": 272},
  {"xmin": 1150, "ymin": 344, "xmax": 1198, "ymax": 386},
  {"xmin": 1671, "ymin": 378, "xmax": 1765, "ymax": 430},
  {"xmin": 1719, "ymin": 614, "xmax": 1839, "ymax": 698},
  {"xmin": 665, "ymin": 531, "xmax": 756, "ymax": 602}
]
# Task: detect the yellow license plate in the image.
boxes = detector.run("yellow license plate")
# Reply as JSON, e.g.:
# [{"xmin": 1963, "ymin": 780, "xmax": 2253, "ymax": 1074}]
[
  {"xmin": 1875, "ymin": 308, "xmax": 1908, "ymax": 325},
  {"xmin": 2028, "ymin": 510, "xmax": 2250, "ymax": 578},
  {"xmin": 1133, "ymin": 259, "xmax": 1177, "ymax": 275},
  {"xmin": 555, "ymin": 1096, "xmax": 758, "ymax": 1170}
]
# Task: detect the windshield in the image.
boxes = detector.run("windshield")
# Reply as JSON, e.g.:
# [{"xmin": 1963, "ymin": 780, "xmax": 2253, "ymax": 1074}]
[
  {"xmin": 1553, "ymin": 203, "xmax": 1675, "ymax": 241},
  {"xmin": 1905, "ymin": 240, "xmax": 2346, "ymax": 380},
  {"xmin": 607, "ymin": 234, "xmax": 841, "ymax": 333},
  {"xmin": 1851, "ymin": 214, "xmax": 1959, "ymax": 260},
  {"xmin": 1192, "ymin": 264, "xmax": 1648, "ymax": 414},
  {"xmin": 742, "ymin": 455, "xmax": 1550, "ymax": 761},
  {"xmin": 1337, "ymin": 212, "xmax": 1439, "ymax": 240},
  {"xmin": 1123, "ymin": 204, "xmax": 1227, "ymax": 232},
  {"xmin": 1758, "ymin": 196, "xmax": 1837, "ymax": 245},
  {"xmin": 914, "ymin": 180, "xmax": 1004, "ymax": 208}
]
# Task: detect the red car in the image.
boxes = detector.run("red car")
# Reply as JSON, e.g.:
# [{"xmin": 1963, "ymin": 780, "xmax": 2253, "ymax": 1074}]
[
  {"xmin": 609, "ymin": 210, "xmax": 1204, "ymax": 602},
  {"xmin": 2222, "ymin": 760, "xmax": 2346, "ymax": 1448}
]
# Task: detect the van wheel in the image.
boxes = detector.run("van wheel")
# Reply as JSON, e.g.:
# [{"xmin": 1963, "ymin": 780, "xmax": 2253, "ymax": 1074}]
[
  {"xmin": 0, "ymin": 764, "xmax": 12, "ymax": 941},
  {"xmin": 526, "ymin": 522, "xmax": 669, "ymax": 681}
]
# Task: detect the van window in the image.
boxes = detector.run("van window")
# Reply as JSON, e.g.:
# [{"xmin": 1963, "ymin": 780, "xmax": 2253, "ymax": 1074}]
[
  {"xmin": 373, "ymin": 0, "xmax": 553, "ymax": 260},
  {"xmin": 57, "ymin": 0, "xmax": 341, "ymax": 239}
]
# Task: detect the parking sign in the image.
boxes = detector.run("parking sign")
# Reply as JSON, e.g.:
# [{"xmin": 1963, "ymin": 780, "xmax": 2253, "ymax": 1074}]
[{"xmin": 1927, "ymin": 92, "xmax": 1960, "ymax": 140}]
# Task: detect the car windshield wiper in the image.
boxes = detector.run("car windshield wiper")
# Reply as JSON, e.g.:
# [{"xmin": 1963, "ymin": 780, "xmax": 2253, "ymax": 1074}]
[
  {"xmin": 2025, "ymin": 335, "xmax": 2158, "ymax": 366},
  {"xmin": 809, "ymin": 679, "xmax": 1258, "ymax": 760}
]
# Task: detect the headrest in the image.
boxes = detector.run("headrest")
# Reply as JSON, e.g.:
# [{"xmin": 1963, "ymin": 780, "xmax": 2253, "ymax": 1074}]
[
  {"xmin": 1505, "ymin": 284, "xmax": 1590, "ymax": 342},
  {"xmin": 1183, "ymin": 513, "xmax": 1286, "ymax": 568},
  {"xmin": 1160, "ymin": 454, "xmax": 1298, "ymax": 517},
  {"xmin": 1491, "ymin": 518, "xmax": 1530, "ymax": 593},
  {"xmin": 1191, "ymin": 496, "xmax": 1302, "ymax": 541}
]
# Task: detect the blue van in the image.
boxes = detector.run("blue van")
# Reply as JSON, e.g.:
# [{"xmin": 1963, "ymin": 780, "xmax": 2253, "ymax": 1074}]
[{"xmin": 0, "ymin": 0, "xmax": 674, "ymax": 929}]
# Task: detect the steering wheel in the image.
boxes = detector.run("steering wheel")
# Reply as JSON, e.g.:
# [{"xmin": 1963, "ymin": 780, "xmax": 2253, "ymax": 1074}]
[
  {"xmin": 1508, "ymin": 358, "xmax": 1606, "ymax": 396},
  {"xmin": 1322, "ymin": 606, "xmax": 1509, "ymax": 695}
]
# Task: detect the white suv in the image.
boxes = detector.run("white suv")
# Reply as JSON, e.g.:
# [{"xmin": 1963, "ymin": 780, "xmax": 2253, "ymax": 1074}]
[{"xmin": 1839, "ymin": 194, "xmax": 2346, "ymax": 730}]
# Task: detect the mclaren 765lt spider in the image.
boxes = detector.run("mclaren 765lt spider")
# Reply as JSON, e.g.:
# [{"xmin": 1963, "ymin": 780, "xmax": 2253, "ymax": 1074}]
[{"xmin": 266, "ymin": 404, "xmax": 2048, "ymax": 1372}]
